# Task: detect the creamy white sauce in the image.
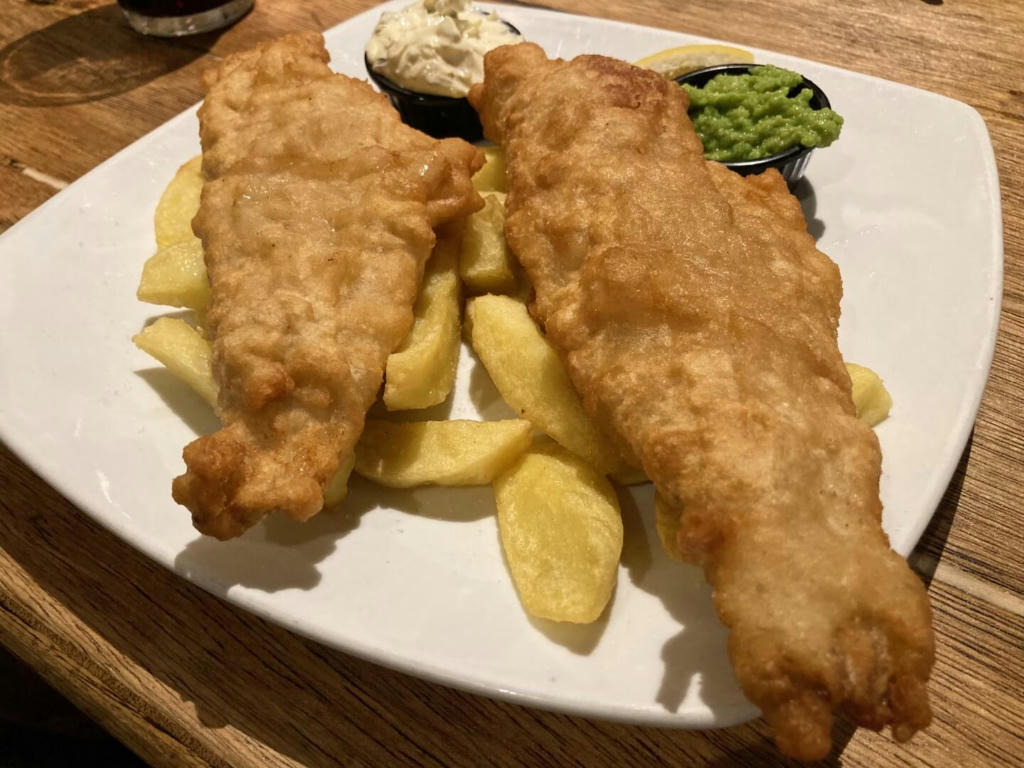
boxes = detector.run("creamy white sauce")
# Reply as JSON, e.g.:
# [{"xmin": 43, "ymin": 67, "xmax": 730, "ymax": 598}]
[{"xmin": 366, "ymin": 0, "xmax": 523, "ymax": 98}]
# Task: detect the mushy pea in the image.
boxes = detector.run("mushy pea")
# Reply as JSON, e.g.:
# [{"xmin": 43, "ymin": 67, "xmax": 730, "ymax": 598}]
[{"xmin": 681, "ymin": 65, "xmax": 843, "ymax": 162}]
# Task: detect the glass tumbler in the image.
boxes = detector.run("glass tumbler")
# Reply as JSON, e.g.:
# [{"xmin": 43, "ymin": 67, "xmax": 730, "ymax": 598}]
[{"xmin": 118, "ymin": 0, "xmax": 254, "ymax": 37}]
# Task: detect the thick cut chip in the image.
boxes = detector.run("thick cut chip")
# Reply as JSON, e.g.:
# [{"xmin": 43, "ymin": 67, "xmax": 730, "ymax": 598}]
[
  {"xmin": 494, "ymin": 442, "xmax": 623, "ymax": 623},
  {"xmin": 154, "ymin": 155, "xmax": 203, "ymax": 249},
  {"xmin": 384, "ymin": 226, "xmax": 462, "ymax": 410},
  {"xmin": 846, "ymin": 362, "xmax": 892, "ymax": 427},
  {"xmin": 355, "ymin": 419, "xmax": 532, "ymax": 488},
  {"xmin": 472, "ymin": 145, "xmax": 506, "ymax": 193},
  {"xmin": 133, "ymin": 317, "xmax": 217, "ymax": 407},
  {"xmin": 467, "ymin": 294, "xmax": 626, "ymax": 475},
  {"xmin": 137, "ymin": 238, "xmax": 210, "ymax": 310},
  {"xmin": 460, "ymin": 192, "xmax": 518, "ymax": 294}
]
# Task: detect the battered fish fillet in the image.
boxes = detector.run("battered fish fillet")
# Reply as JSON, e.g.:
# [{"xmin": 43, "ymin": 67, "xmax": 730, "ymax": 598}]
[
  {"xmin": 469, "ymin": 43, "xmax": 933, "ymax": 760},
  {"xmin": 172, "ymin": 33, "xmax": 483, "ymax": 540}
]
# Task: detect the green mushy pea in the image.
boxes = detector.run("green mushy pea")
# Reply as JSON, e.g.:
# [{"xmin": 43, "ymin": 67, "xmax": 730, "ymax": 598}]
[{"xmin": 681, "ymin": 65, "xmax": 843, "ymax": 162}]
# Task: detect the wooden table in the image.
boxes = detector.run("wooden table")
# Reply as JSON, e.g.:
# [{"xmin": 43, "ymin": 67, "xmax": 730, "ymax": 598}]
[{"xmin": 1, "ymin": 1, "xmax": 1021, "ymax": 765}]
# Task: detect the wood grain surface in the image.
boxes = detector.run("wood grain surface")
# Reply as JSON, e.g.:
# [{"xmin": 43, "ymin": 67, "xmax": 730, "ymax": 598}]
[{"xmin": 1, "ymin": 0, "xmax": 1022, "ymax": 766}]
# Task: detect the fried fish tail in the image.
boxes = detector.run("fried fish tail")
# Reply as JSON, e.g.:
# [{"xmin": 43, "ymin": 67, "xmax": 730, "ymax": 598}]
[
  {"xmin": 470, "ymin": 43, "xmax": 933, "ymax": 758},
  {"xmin": 173, "ymin": 33, "xmax": 482, "ymax": 539},
  {"xmin": 699, "ymin": 163, "xmax": 934, "ymax": 757}
]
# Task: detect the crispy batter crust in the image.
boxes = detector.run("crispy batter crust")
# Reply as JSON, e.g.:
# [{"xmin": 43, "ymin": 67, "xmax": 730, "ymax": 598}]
[
  {"xmin": 470, "ymin": 43, "xmax": 933, "ymax": 759},
  {"xmin": 172, "ymin": 33, "xmax": 482, "ymax": 539}
]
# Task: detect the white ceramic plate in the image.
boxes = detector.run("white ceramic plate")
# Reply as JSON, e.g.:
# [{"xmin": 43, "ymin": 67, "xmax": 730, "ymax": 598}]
[{"xmin": 0, "ymin": 2, "xmax": 1002, "ymax": 729}]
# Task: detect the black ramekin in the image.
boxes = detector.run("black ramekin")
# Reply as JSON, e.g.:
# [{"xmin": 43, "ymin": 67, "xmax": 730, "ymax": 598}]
[
  {"xmin": 365, "ymin": 53, "xmax": 485, "ymax": 142},
  {"xmin": 674, "ymin": 63, "xmax": 834, "ymax": 186},
  {"xmin": 364, "ymin": 22, "xmax": 521, "ymax": 143}
]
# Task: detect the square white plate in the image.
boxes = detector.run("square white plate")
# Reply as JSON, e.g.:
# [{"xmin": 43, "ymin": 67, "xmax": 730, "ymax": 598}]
[{"xmin": 0, "ymin": 1, "xmax": 1002, "ymax": 728}]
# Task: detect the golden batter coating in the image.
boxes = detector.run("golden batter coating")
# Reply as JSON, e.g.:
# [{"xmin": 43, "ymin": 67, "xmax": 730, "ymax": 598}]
[
  {"xmin": 173, "ymin": 33, "xmax": 482, "ymax": 539},
  {"xmin": 469, "ymin": 43, "xmax": 933, "ymax": 759}
]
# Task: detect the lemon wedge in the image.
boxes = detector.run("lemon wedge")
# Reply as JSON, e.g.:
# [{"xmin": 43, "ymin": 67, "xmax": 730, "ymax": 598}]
[{"xmin": 634, "ymin": 44, "xmax": 754, "ymax": 79}]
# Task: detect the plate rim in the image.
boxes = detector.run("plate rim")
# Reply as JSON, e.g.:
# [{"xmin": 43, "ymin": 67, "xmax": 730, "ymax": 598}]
[{"xmin": 0, "ymin": 0, "xmax": 1005, "ymax": 730}]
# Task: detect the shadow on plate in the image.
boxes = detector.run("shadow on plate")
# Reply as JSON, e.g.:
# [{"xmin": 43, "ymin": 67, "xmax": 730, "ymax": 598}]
[
  {"xmin": 527, "ymin": 605, "xmax": 612, "ymax": 656},
  {"xmin": 366, "ymin": 388, "xmax": 456, "ymax": 422},
  {"xmin": 793, "ymin": 177, "xmax": 826, "ymax": 242},
  {"xmin": 173, "ymin": 503, "xmax": 361, "ymax": 593},
  {"xmin": 0, "ymin": 4, "xmax": 224, "ymax": 107},
  {"xmin": 135, "ymin": 368, "xmax": 219, "ymax": 436},
  {"xmin": 908, "ymin": 429, "xmax": 973, "ymax": 588},
  {"xmin": 343, "ymin": 474, "xmax": 496, "ymax": 524},
  {"xmin": 135, "ymin": 312, "xmax": 217, "ymax": 432},
  {"xmin": 173, "ymin": 475, "xmax": 497, "ymax": 593},
  {"xmin": 5, "ymin": 438, "xmax": 818, "ymax": 768},
  {"xmin": 617, "ymin": 485, "xmax": 863, "ymax": 763},
  {"xmin": 616, "ymin": 483, "xmax": 754, "ymax": 721}
]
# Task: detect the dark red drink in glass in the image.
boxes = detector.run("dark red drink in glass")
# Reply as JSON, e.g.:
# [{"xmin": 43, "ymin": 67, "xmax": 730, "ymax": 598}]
[{"xmin": 118, "ymin": 0, "xmax": 253, "ymax": 36}]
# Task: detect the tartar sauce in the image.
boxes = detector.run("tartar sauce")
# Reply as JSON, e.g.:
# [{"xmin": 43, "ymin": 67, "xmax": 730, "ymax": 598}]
[{"xmin": 365, "ymin": 0, "xmax": 522, "ymax": 98}]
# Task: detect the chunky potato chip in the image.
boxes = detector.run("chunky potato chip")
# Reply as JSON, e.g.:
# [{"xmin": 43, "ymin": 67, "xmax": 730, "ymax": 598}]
[
  {"xmin": 467, "ymin": 294, "xmax": 626, "ymax": 475},
  {"xmin": 460, "ymin": 192, "xmax": 518, "ymax": 294},
  {"xmin": 384, "ymin": 227, "xmax": 462, "ymax": 410},
  {"xmin": 494, "ymin": 442, "xmax": 623, "ymax": 623},
  {"xmin": 137, "ymin": 238, "xmax": 210, "ymax": 310},
  {"xmin": 143, "ymin": 155, "xmax": 210, "ymax": 309},
  {"xmin": 154, "ymin": 155, "xmax": 203, "ymax": 249},
  {"xmin": 355, "ymin": 419, "xmax": 532, "ymax": 488},
  {"xmin": 472, "ymin": 145, "xmax": 506, "ymax": 193},
  {"xmin": 846, "ymin": 362, "xmax": 892, "ymax": 427},
  {"xmin": 133, "ymin": 317, "xmax": 217, "ymax": 407}
]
